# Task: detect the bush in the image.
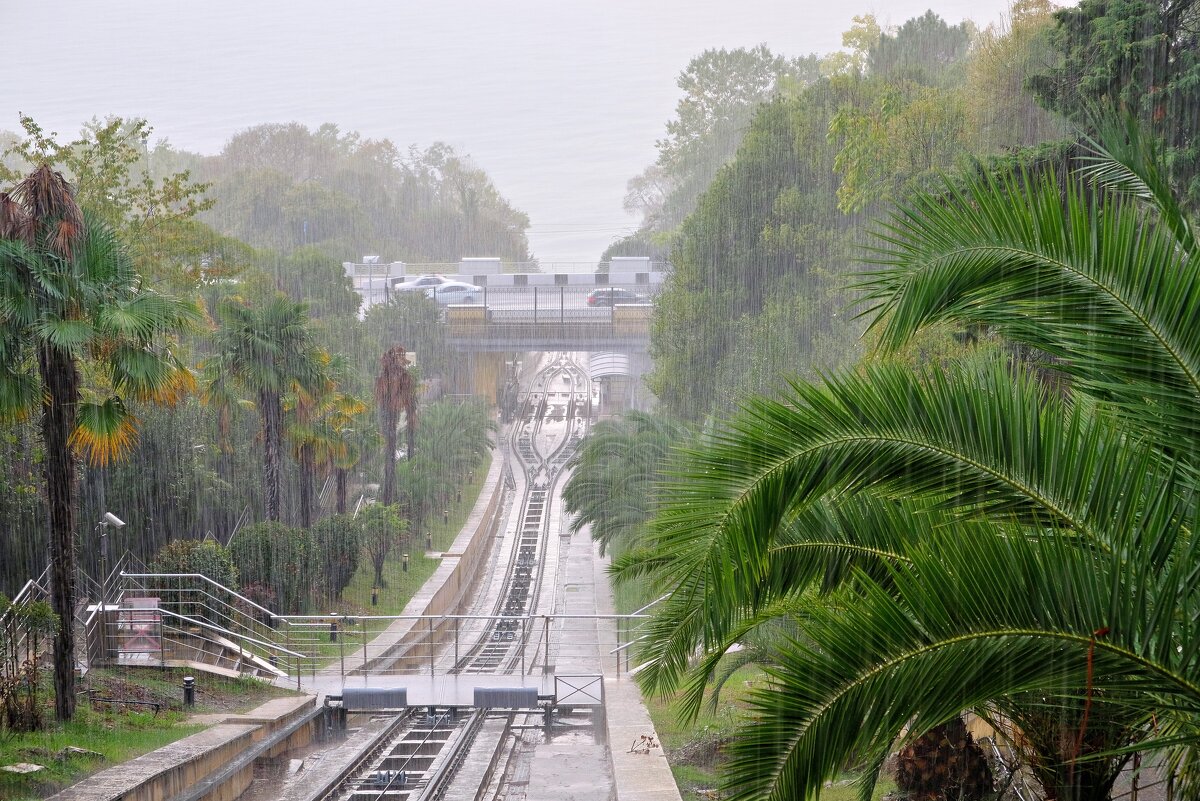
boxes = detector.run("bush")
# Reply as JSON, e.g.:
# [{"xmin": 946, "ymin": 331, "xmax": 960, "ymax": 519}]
[
  {"xmin": 148, "ymin": 539, "xmax": 239, "ymax": 624},
  {"xmin": 150, "ymin": 539, "xmax": 238, "ymax": 588},
  {"xmin": 310, "ymin": 515, "xmax": 360, "ymax": 604},
  {"xmin": 228, "ymin": 522, "xmax": 314, "ymax": 614}
]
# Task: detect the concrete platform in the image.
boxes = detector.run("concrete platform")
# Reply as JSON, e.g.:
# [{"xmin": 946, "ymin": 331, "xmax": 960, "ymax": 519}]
[{"xmin": 49, "ymin": 723, "xmax": 259, "ymax": 801}]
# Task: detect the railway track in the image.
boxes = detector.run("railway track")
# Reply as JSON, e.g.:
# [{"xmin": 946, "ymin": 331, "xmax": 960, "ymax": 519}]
[{"xmin": 310, "ymin": 353, "xmax": 592, "ymax": 801}]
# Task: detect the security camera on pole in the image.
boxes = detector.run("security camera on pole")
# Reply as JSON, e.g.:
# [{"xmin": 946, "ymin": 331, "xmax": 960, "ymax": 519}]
[{"xmin": 96, "ymin": 512, "xmax": 125, "ymax": 660}]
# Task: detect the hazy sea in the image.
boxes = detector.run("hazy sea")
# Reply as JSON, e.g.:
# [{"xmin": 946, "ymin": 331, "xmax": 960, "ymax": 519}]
[{"xmin": 3, "ymin": 0, "xmax": 1010, "ymax": 262}]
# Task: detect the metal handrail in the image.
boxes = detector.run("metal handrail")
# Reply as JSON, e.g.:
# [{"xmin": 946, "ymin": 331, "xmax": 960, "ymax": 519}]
[{"xmin": 121, "ymin": 572, "xmax": 290, "ymax": 624}]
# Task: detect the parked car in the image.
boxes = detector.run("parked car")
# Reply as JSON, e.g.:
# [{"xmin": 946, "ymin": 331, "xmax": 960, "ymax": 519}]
[
  {"xmin": 430, "ymin": 281, "xmax": 483, "ymax": 305},
  {"xmin": 392, "ymin": 274, "xmax": 453, "ymax": 292},
  {"xmin": 586, "ymin": 287, "xmax": 649, "ymax": 306}
]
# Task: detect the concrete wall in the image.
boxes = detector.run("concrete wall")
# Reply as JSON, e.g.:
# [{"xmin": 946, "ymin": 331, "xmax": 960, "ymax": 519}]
[
  {"xmin": 49, "ymin": 724, "xmax": 259, "ymax": 801},
  {"xmin": 349, "ymin": 442, "xmax": 507, "ymax": 673}
]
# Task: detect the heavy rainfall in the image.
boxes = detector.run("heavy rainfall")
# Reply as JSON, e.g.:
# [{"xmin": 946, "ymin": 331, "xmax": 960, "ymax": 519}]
[{"xmin": 2, "ymin": 2, "xmax": 1199, "ymax": 801}]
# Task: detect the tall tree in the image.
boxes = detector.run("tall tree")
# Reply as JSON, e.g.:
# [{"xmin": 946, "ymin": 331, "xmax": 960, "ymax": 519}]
[
  {"xmin": 287, "ymin": 357, "xmax": 367, "ymax": 527},
  {"xmin": 1029, "ymin": 0, "xmax": 1200, "ymax": 208},
  {"xmin": 375, "ymin": 346, "xmax": 418, "ymax": 507},
  {"xmin": 0, "ymin": 166, "xmax": 198, "ymax": 720},
  {"xmin": 867, "ymin": 10, "xmax": 975, "ymax": 86},
  {"xmin": 623, "ymin": 127, "xmax": 1200, "ymax": 800},
  {"xmin": 207, "ymin": 295, "xmax": 323, "ymax": 522},
  {"xmin": 357, "ymin": 502, "xmax": 408, "ymax": 590}
]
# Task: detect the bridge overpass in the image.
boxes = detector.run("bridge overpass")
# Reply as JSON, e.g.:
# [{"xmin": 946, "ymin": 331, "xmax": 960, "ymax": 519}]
[
  {"xmin": 345, "ymin": 259, "xmax": 664, "ymax": 351},
  {"xmin": 346, "ymin": 260, "xmax": 662, "ymax": 410},
  {"xmin": 443, "ymin": 286, "xmax": 655, "ymax": 351}
]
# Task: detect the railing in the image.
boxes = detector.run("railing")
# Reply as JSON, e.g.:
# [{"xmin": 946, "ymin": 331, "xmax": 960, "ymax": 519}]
[
  {"xmin": 382, "ymin": 261, "xmax": 671, "ymax": 276},
  {"xmin": 96, "ymin": 572, "xmax": 653, "ymax": 686}
]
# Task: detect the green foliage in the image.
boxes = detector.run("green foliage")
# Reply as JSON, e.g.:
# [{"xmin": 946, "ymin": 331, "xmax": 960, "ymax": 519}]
[
  {"xmin": 204, "ymin": 124, "xmax": 530, "ymax": 261},
  {"xmin": 228, "ymin": 521, "xmax": 314, "ymax": 614},
  {"xmin": 1029, "ymin": 0, "xmax": 1200, "ymax": 208},
  {"xmin": 205, "ymin": 294, "xmax": 327, "ymax": 522},
  {"xmin": 562, "ymin": 411, "xmax": 690, "ymax": 556},
  {"xmin": 356, "ymin": 503, "xmax": 409, "ymax": 590},
  {"xmin": 310, "ymin": 515, "xmax": 361, "ymax": 601},
  {"xmin": 257, "ymin": 247, "xmax": 360, "ymax": 320},
  {"xmin": 830, "ymin": 79, "xmax": 969, "ymax": 213},
  {"xmin": 150, "ymin": 539, "xmax": 237, "ymax": 588},
  {"xmin": 627, "ymin": 127, "xmax": 1200, "ymax": 801},
  {"xmin": 649, "ymin": 90, "xmax": 861, "ymax": 420},
  {"xmin": 965, "ymin": 0, "xmax": 1067, "ymax": 152},
  {"xmin": 614, "ymin": 45, "xmax": 819, "ymax": 250},
  {"xmin": 0, "ymin": 597, "xmax": 58, "ymax": 733},
  {"xmin": 867, "ymin": 10, "xmax": 975, "ymax": 87}
]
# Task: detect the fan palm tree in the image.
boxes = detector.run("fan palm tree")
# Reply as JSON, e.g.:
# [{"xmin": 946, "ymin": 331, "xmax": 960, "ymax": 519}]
[
  {"xmin": 623, "ymin": 123, "xmax": 1200, "ymax": 801},
  {"xmin": 206, "ymin": 294, "xmax": 323, "ymax": 522},
  {"xmin": 375, "ymin": 345, "xmax": 418, "ymax": 506},
  {"xmin": 0, "ymin": 166, "xmax": 199, "ymax": 720},
  {"xmin": 287, "ymin": 358, "xmax": 368, "ymax": 525}
]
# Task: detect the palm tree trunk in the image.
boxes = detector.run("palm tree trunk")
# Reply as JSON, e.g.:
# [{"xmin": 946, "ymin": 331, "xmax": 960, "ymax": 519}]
[
  {"xmin": 405, "ymin": 411, "xmax": 416, "ymax": 462},
  {"xmin": 381, "ymin": 422, "xmax": 398, "ymax": 506},
  {"xmin": 336, "ymin": 468, "xmax": 347, "ymax": 514},
  {"xmin": 261, "ymin": 390, "xmax": 283, "ymax": 522},
  {"xmin": 38, "ymin": 343, "xmax": 79, "ymax": 722},
  {"xmin": 298, "ymin": 443, "xmax": 314, "ymax": 528}
]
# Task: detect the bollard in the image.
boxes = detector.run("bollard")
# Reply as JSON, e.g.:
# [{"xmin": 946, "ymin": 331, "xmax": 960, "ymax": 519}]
[
  {"xmin": 402, "ymin": 553, "xmax": 409, "ymax": 573},
  {"xmin": 442, "ymin": 509, "xmax": 449, "ymax": 525},
  {"xmin": 330, "ymin": 616, "xmax": 339, "ymax": 643},
  {"xmin": 426, "ymin": 532, "xmax": 433, "ymax": 550},
  {"xmin": 183, "ymin": 676, "xmax": 195, "ymax": 707},
  {"xmin": 372, "ymin": 586, "xmax": 379, "ymax": 606}
]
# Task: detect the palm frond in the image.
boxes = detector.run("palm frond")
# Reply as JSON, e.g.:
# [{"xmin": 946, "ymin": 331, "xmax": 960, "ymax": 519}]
[
  {"xmin": 720, "ymin": 525, "xmax": 1200, "ymax": 801},
  {"xmin": 71, "ymin": 397, "xmax": 139, "ymax": 466},
  {"xmin": 1076, "ymin": 110, "xmax": 1197, "ymax": 258},
  {"xmin": 860, "ymin": 167, "xmax": 1200, "ymax": 450}
]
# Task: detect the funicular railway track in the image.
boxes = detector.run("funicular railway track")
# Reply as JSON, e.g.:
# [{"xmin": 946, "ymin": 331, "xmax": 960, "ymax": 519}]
[{"xmin": 315, "ymin": 353, "xmax": 592, "ymax": 801}]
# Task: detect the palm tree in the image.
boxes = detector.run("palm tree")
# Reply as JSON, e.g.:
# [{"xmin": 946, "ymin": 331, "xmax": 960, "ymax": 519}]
[
  {"xmin": 285, "ymin": 352, "xmax": 365, "ymax": 527},
  {"xmin": 623, "ymin": 125, "xmax": 1200, "ymax": 801},
  {"xmin": 0, "ymin": 166, "xmax": 199, "ymax": 720},
  {"xmin": 287, "ymin": 361, "xmax": 368, "ymax": 524},
  {"xmin": 206, "ymin": 294, "xmax": 323, "ymax": 522},
  {"xmin": 375, "ymin": 345, "xmax": 418, "ymax": 506},
  {"xmin": 562, "ymin": 410, "xmax": 690, "ymax": 556}
]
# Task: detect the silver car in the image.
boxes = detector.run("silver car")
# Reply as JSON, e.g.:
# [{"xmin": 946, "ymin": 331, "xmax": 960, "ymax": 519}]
[{"xmin": 430, "ymin": 281, "xmax": 483, "ymax": 305}]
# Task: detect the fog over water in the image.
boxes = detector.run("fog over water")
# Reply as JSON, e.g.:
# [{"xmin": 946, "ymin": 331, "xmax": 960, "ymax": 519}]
[{"xmin": 4, "ymin": 0, "xmax": 1012, "ymax": 261}]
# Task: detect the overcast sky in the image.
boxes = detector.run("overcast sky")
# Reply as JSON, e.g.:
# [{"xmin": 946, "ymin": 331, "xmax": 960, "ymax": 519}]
[{"xmin": 3, "ymin": 0, "xmax": 1021, "ymax": 261}]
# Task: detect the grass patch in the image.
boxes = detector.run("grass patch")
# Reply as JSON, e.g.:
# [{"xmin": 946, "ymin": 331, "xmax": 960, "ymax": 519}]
[
  {"xmin": 338, "ymin": 452, "xmax": 492, "ymax": 617},
  {"xmin": 0, "ymin": 666, "xmax": 298, "ymax": 800},
  {"xmin": 640, "ymin": 663, "xmax": 895, "ymax": 801},
  {"xmin": 289, "ymin": 455, "xmax": 493, "ymax": 664}
]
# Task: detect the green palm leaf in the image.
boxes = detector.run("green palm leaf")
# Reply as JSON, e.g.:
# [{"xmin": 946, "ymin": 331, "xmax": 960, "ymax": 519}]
[
  {"xmin": 721, "ymin": 526, "xmax": 1200, "ymax": 801},
  {"xmin": 861, "ymin": 167, "xmax": 1200, "ymax": 450}
]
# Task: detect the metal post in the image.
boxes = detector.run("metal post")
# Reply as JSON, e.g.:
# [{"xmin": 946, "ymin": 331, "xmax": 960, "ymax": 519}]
[
  {"xmin": 534, "ymin": 287, "xmax": 538, "ymax": 323},
  {"xmin": 362, "ymin": 617, "xmax": 368, "ymax": 670},
  {"xmin": 521, "ymin": 618, "xmax": 526, "ymax": 675},
  {"xmin": 454, "ymin": 619, "xmax": 459, "ymax": 666},
  {"xmin": 428, "ymin": 618, "xmax": 435, "ymax": 676},
  {"xmin": 543, "ymin": 616, "xmax": 550, "ymax": 673},
  {"xmin": 560, "ymin": 286, "xmax": 564, "ymax": 324},
  {"xmin": 338, "ymin": 616, "xmax": 346, "ymax": 681},
  {"xmin": 616, "ymin": 617, "xmax": 622, "ymax": 677}
]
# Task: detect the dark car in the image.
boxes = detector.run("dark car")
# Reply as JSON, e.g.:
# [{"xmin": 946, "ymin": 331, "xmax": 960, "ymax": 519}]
[{"xmin": 586, "ymin": 287, "xmax": 649, "ymax": 307}]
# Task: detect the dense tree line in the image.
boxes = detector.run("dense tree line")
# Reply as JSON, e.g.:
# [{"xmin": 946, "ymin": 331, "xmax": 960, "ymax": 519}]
[
  {"xmin": 0, "ymin": 118, "xmax": 513, "ymax": 719},
  {"xmin": 565, "ymin": 3, "xmax": 1200, "ymax": 799}
]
